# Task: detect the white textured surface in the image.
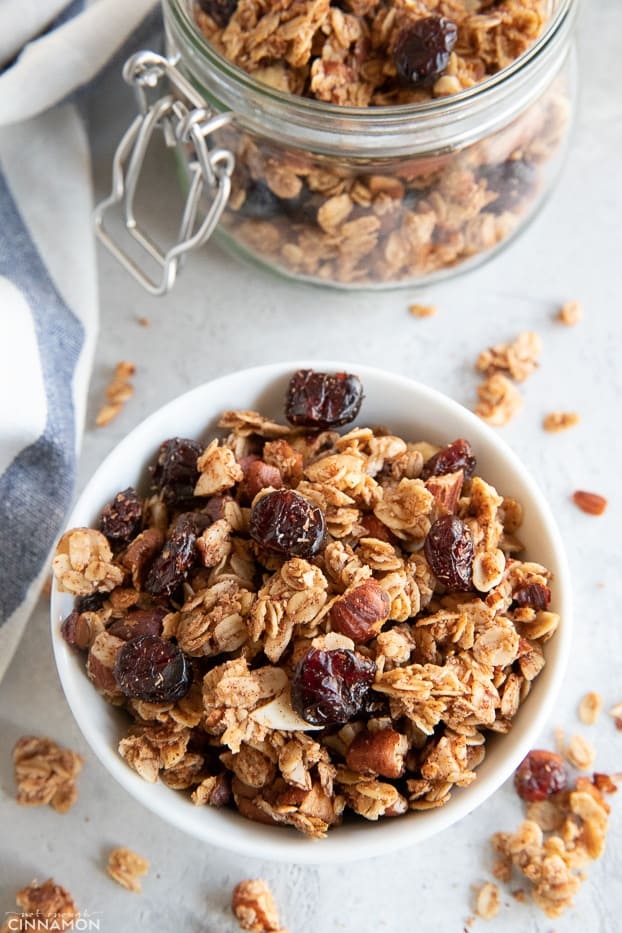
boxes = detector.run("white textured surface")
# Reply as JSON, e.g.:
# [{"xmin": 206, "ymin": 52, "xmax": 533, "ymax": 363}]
[{"xmin": 1, "ymin": 2, "xmax": 621, "ymax": 930}]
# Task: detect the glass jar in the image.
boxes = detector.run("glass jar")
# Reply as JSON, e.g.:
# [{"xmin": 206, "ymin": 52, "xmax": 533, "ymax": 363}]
[{"xmin": 96, "ymin": 0, "xmax": 577, "ymax": 293}]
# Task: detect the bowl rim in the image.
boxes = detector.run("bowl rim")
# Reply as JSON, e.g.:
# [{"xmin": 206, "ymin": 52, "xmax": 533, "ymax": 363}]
[{"xmin": 51, "ymin": 360, "xmax": 573, "ymax": 864}]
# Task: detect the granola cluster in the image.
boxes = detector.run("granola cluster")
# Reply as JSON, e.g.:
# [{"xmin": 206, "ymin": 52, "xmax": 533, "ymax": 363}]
[
  {"xmin": 53, "ymin": 369, "xmax": 560, "ymax": 838},
  {"xmin": 189, "ymin": 0, "xmax": 570, "ymax": 286},
  {"xmin": 0, "ymin": 879, "xmax": 79, "ymax": 933},
  {"xmin": 492, "ymin": 774, "xmax": 618, "ymax": 917},
  {"xmin": 13, "ymin": 736, "xmax": 84, "ymax": 814}
]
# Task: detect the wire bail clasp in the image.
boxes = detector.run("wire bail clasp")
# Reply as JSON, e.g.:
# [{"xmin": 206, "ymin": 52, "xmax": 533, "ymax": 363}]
[{"xmin": 94, "ymin": 51, "xmax": 234, "ymax": 296}]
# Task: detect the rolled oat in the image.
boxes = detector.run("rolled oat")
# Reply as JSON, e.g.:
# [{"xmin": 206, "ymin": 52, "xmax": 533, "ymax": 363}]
[{"xmin": 106, "ymin": 847, "xmax": 150, "ymax": 893}]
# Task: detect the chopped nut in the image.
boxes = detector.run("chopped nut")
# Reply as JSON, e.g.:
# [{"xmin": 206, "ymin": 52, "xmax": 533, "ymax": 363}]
[
  {"xmin": 556, "ymin": 300, "xmax": 582, "ymax": 325},
  {"xmin": 475, "ymin": 374, "xmax": 523, "ymax": 427},
  {"xmin": 13, "ymin": 736, "xmax": 83, "ymax": 813},
  {"xmin": 408, "ymin": 303, "xmax": 438, "ymax": 318},
  {"xmin": 578, "ymin": 692, "xmax": 602, "ymax": 725},
  {"xmin": 137, "ymin": 316, "xmax": 150, "ymax": 327},
  {"xmin": 475, "ymin": 882, "xmax": 501, "ymax": 920},
  {"xmin": 231, "ymin": 879, "xmax": 286, "ymax": 933},
  {"xmin": 572, "ymin": 490, "xmax": 607, "ymax": 515},
  {"xmin": 106, "ymin": 847, "xmax": 150, "ymax": 893},
  {"xmin": 543, "ymin": 412, "xmax": 580, "ymax": 432},
  {"xmin": 345, "ymin": 729, "xmax": 408, "ymax": 779}
]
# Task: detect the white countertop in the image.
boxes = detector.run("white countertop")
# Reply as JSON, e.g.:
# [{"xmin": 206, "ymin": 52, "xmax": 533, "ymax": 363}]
[{"xmin": 1, "ymin": 3, "xmax": 621, "ymax": 931}]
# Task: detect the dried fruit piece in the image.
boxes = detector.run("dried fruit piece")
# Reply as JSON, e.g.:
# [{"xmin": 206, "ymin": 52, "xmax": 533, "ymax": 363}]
[
  {"xmin": 480, "ymin": 159, "xmax": 537, "ymax": 214},
  {"xmin": 144, "ymin": 514, "xmax": 205, "ymax": 597},
  {"xmin": 151, "ymin": 438, "xmax": 202, "ymax": 505},
  {"xmin": 100, "ymin": 487, "xmax": 142, "ymax": 544},
  {"xmin": 572, "ymin": 490, "xmax": 607, "ymax": 515},
  {"xmin": 393, "ymin": 16, "xmax": 458, "ymax": 86},
  {"xmin": 330, "ymin": 580, "xmax": 390, "ymax": 643},
  {"xmin": 424, "ymin": 515, "xmax": 474, "ymax": 590},
  {"xmin": 198, "ymin": 0, "xmax": 238, "ymax": 27},
  {"xmin": 113, "ymin": 634, "xmax": 191, "ymax": 703},
  {"xmin": 421, "ymin": 438, "xmax": 476, "ymax": 480},
  {"xmin": 249, "ymin": 489, "xmax": 325, "ymax": 558},
  {"xmin": 285, "ymin": 369, "xmax": 363, "ymax": 429},
  {"xmin": 514, "ymin": 749, "xmax": 567, "ymax": 802},
  {"xmin": 107, "ymin": 608, "xmax": 166, "ymax": 641},
  {"xmin": 291, "ymin": 647, "xmax": 376, "ymax": 725},
  {"xmin": 512, "ymin": 583, "xmax": 551, "ymax": 610}
]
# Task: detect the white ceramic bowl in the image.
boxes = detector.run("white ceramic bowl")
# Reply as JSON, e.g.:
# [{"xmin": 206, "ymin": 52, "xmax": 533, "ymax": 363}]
[{"xmin": 51, "ymin": 361, "xmax": 572, "ymax": 863}]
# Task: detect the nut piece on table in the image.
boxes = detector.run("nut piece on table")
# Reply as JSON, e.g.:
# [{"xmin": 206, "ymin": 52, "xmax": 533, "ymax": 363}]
[
  {"xmin": 106, "ymin": 847, "xmax": 150, "ymax": 893},
  {"xmin": 556, "ymin": 300, "xmax": 582, "ymax": 325},
  {"xmin": 13, "ymin": 736, "xmax": 84, "ymax": 813},
  {"xmin": 572, "ymin": 490, "xmax": 608, "ymax": 515},
  {"xmin": 231, "ymin": 879, "xmax": 287, "ymax": 933},
  {"xmin": 543, "ymin": 411, "xmax": 580, "ymax": 433}
]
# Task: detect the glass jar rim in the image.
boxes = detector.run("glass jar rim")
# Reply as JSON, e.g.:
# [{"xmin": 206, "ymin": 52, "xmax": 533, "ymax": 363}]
[
  {"xmin": 168, "ymin": 0, "xmax": 574, "ymax": 118},
  {"xmin": 165, "ymin": 0, "xmax": 576, "ymax": 156}
]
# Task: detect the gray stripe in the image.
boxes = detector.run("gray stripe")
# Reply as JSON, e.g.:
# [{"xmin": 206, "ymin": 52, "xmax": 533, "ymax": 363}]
[{"xmin": 0, "ymin": 174, "xmax": 83, "ymax": 624}]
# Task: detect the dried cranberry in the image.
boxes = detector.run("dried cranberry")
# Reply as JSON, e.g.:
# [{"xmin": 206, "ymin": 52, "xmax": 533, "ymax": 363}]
[
  {"xmin": 151, "ymin": 438, "xmax": 202, "ymax": 505},
  {"xmin": 113, "ymin": 634, "xmax": 191, "ymax": 703},
  {"xmin": 421, "ymin": 439, "xmax": 476, "ymax": 481},
  {"xmin": 107, "ymin": 608, "xmax": 167, "ymax": 641},
  {"xmin": 291, "ymin": 648, "xmax": 376, "ymax": 725},
  {"xmin": 424, "ymin": 515, "xmax": 474, "ymax": 590},
  {"xmin": 144, "ymin": 514, "xmax": 206, "ymax": 597},
  {"xmin": 249, "ymin": 489, "xmax": 325, "ymax": 558},
  {"xmin": 198, "ymin": 0, "xmax": 238, "ymax": 27},
  {"xmin": 100, "ymin": 487, "xmax": 142, "ymax": 544},
  {"xmin": 76, "ymin": 592, "xmax": 106, "ymax": 613},
  {"xmin": 480, "ymin": 159, "xmax": 537, "ymax": 214},
  {"xmin": 237, "ymin": 179, "xmax": 281, "ymax": 219},
  {"xmin": 285, "ymin": 369, "xmax": 363, "ymax": 429},
  {"xmin": 513, "ymin": 583, "xmax": 551, "ymax": 610},
  {"xmin": 514, "ymin": 750, "xmax": 567, "ymax": 802},
  {"xmin": 393, "ymin": 16, "xmax": 458, "ymax": 86}
]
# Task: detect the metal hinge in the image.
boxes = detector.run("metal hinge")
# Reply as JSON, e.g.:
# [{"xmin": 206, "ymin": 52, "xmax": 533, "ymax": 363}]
[{"xmin": 94, "ymin": 50, "xmax": 234, "ymax": 296}]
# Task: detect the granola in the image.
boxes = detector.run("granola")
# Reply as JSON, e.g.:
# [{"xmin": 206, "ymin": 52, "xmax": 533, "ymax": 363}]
[
  {"xmin": 543, "ymin": 411, "xmax": 580, "ymax": 433},
  {"xmin": 53, "ymin": 368, "xmax": 561, "ymax": 837},
  {"xmin": 232, "ymin": 879, "xmax": 287, "ymax": 933},
  {"xmin": 106, "ymin": 847, "xmax": 150, "ymax": 893},
  {"xmin": 186, "ymin": 2, "xmax": 569, "ymax": 287},
  {"xmin": 13, "ymin": 736, "xmax": 84, "ymax": 814},
  {"xmin": 96, "ymin": 361, "xmax": 135, "ymax": 428},
  {"xmin": 3, "ymin": 879, "xmax": 79, "ymax": 931},
  {"xmin": 492, "ymin": 773, "xmax": 618, "ymax": 917}
]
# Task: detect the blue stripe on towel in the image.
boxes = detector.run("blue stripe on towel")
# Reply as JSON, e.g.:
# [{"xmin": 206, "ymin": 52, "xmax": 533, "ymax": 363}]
[{"xmin": 0, "ymin": 175, "xmax": 83, "ymax": 624}]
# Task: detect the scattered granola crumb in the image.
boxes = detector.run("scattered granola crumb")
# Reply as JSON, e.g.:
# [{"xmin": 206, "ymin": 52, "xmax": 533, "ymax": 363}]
[
  {"xmin": 563, "ymin": 734, "xmax": 596, "ymax": 771},
  {"xmin": 106, "ymin": 847, "xmax": 150, "ymax": 894},
  {"xmin": 10, "ymin": 879, "xmax": 79, "ymax": 929},
  {"xmin": 475, "ymin": 882, "xmax": 501, "ymax": 920},
  {"xmin": 556, "ymin": 300, "xmax": 582, "ymax": 325},
  {"xmin": 408, "ymin": 303, "xmax": 438, "ymax": 319},
  {"xmin": 137, "ymin": 316, "xmax": 151, "ymax": 327},
  {"xmin": 13, "ymin": 736, "xmax": 84, "ymax": 813},
  {"xmin": 609, "ymin": 703, "xmax": 622, "ymax": 730},
  {"xmin": 492, "ymin": 857, "xmax": 512, "ymax": 883},
  {"xmin": 593, "ymin": 773, "xmax": 618, "ymax": 795},
  {"xmin": 572, "ymin": 490, "xmax": 608, "ymax": 516},
  {"xmin": 232, "ymin": 879, "xmax": 286, "ymax": 933},
  {"xmin": 475, "ymin": 373, "xmax": 523, "ymax": 426},
  {"xmin": 512, "ymin": 889, "xmax": 527, "ymax": 903},
  {"xmin": 543, "ymin": 412, "xmax": 580, "ymax": 433},
  {"xmin": 578, "ymin": 692, "xmax": 602, "ymax": 726},
  {"xmin": 96, "ymin": 361, "xmax": 136, "ymax": 427},
  {"xmin": 476, "ymin": 331, "xmax": 542, "ymax": 383}
]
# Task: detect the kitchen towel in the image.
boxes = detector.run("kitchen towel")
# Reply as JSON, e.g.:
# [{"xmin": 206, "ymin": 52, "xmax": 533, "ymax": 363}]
[{"xmin": 0, "ymin": 0, "xmax": 159, "ymax": 681}]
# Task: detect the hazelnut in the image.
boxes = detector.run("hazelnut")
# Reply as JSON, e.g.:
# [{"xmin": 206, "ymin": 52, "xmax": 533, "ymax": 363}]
[
  {"xmin": 239, "ymin": 458, "xmax": 283, "ymax": 504},
  {"xmin": 346, "ymin": 728, "xmax": 408, "ymax": 779},
  {"xmin": 121, "ymin": 527, "xmax": 164, "ymax": 588},
  {"xmin": 424, "ymin": 469, "xmax": 464, "ymax": 514},
  {"xmin": 330, "ymin": 579, "xmax": 390, "ymax": 643}
]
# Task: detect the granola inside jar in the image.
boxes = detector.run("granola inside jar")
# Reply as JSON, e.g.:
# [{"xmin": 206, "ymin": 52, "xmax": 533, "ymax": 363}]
[{"xmin": 156, "ymin": 0, "xmax": 576, "ymax": 289}]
